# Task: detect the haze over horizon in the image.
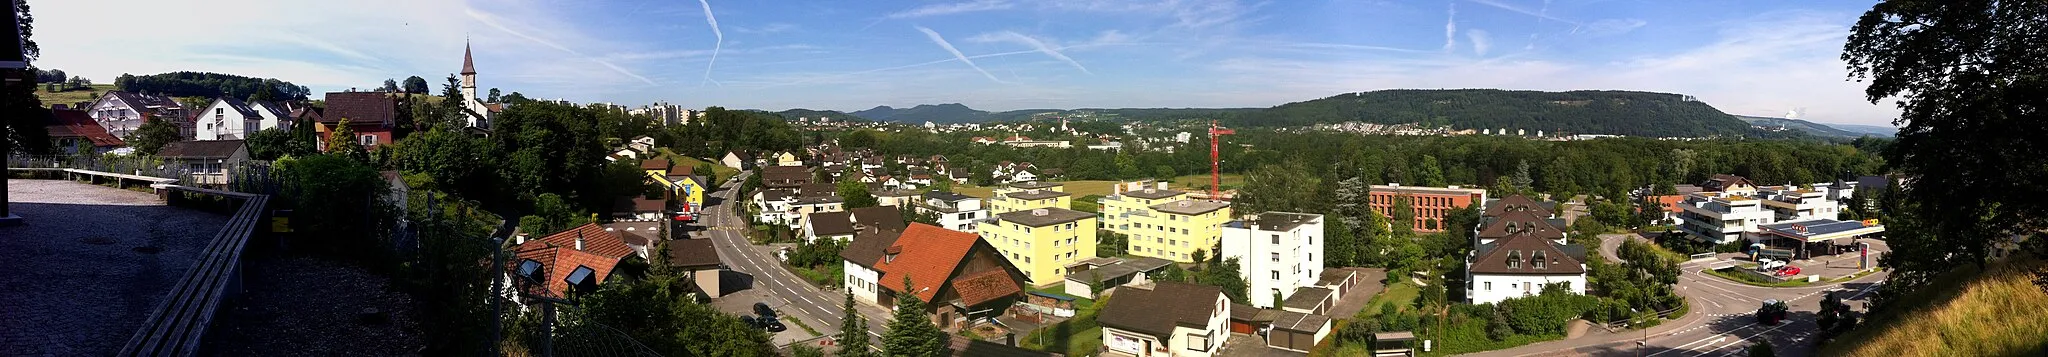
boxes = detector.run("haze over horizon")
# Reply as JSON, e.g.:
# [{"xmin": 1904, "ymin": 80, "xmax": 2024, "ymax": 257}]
[{"xmin": 34, "ymin": 0, "xmax": 1901, "ymax": 126}]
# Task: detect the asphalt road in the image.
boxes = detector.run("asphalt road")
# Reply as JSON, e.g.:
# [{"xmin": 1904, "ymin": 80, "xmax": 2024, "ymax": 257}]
[
  {"xmin": 694, "ymin": 171, "xmax": 891, "ymax": 350},
  {"xmin": 1466, "ymin": 236, "xmax": 1889, "ymax": 357}
]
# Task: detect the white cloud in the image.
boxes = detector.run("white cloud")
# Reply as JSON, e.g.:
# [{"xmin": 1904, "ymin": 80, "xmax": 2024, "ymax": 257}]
[
  {"xmin": 1582, "ymin": 19, "xmax": 1648, "ymax": 37},
  {"xmin": 969, "ymin": 31, "xmax": 1092, "ymax": 74},
  {"xmin": 914, "ymin": 26, "xmax": 1005, "ymax": 83},
  {"xmin": 884, "ymin": 0, "xmax": 1014, "ymax": 20},
  {"xmin": 1443, "ymin": 3, "xmax": 1460, "ymax": 53},
  {"xmin": 735, "ymin": 23, "xmax": 799, "ymax": 35},
  {"xmin": 1467, "ymin": 29, "xmax": 1493, "ymax": 56}
]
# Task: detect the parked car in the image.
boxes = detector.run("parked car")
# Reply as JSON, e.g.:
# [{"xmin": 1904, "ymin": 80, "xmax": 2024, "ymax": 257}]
[
  {"xmin": 740, "ymin": 315, "xmax": 762, "ymax": 329},
  {"xmin": 753, "ymin": 302, "xmax": 778, "ymax": 319},
  {"xmin": 1776, "ymin": 266, "xmax": 1802, "ymax": 277},
  {"xmin": 759, "ymin": 315, "xmax": 787, "ymax": 332}
]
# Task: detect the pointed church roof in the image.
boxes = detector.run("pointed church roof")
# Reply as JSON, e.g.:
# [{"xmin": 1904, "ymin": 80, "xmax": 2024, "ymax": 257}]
[{"xmin": 461, "ymin": 42, "xmax": 477, "ymax": 75}]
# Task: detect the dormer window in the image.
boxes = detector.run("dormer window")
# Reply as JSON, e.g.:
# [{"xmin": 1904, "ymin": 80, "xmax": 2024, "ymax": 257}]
[
  {"xmin": 1507, "ymin": 251, "xmax": 1522, "ymax": 269},
  {"xmin": 1533, "ymin": 251, "xmax": 1547, "ymax": 269}
]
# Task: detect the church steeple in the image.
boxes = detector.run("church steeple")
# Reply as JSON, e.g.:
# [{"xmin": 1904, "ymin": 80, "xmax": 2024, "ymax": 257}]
[{"xmin": 460, "ymin": 42, "xmax": 477, "ymax": 75}]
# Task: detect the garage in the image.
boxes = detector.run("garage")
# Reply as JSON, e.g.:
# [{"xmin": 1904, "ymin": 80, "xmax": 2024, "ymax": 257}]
[
  {"xmin": 1265, "ymin": 310, "xmax": 1332, "ymax": 353},
  {"xmin": 1228, "ymin": 303, "xmax": 1266, "ymax": 335}
]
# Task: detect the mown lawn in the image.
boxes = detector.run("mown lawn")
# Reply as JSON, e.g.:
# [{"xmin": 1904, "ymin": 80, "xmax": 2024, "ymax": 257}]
[
  {"xmin": 1360, "ymin": 281, "xmax": 1422, "ymax": 317},
  {"xmin": 953, "ymin": 180, "xmax": 1120, "ymax": 201},
  {"xmin": 1167, "ymin": 173, "xmax": 1244, "ymax": 192}
]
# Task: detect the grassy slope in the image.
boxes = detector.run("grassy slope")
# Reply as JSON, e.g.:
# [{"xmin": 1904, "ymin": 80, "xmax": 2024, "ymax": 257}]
[
  {"xmin": 953, "ymin": 180, "xmax": 1120, "ymax": 200},
  {"xmin": 1820, "ymin": 257, "xmax": 2048, "ymax": 357},
  {"xmin": 653, "ymin": 148, "xmax": 739, "ymax": 184},
  {"xmin": 1166, "ymin": 173, "xmax": 1245, "ymax": 192},
  {"xmin": 34, "ymin": 84, "xmax": 116, "ymax": 107}
]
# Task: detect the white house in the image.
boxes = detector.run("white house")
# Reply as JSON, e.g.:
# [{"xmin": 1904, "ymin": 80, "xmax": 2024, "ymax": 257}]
[
  {"xmin": 915, "ymin": 191, "xmax": 986, "ymax": 233},
  {"xmin": 721, "ymin": 151, "xmax": 754, "ymax": 170},
  {"xmin": 1098, "ymin": 282, "xmax": 1230, "ymax": 357},
  {"xmin": 195, "ymin": 97, "xmax": 291, "ymax": 141},
  {"xmin": 1676, "ymin": 193, "xmax": 1777, "ymax": 244},
  {"xmin": 1221, "ymin": 212, "xmax": 1326, "ymax": 309},
  {"xmin": 1465, "ymin": 234, "xmax": 1588, "ymax": 305},
  {"xmin": 87, "ymin": 91, "xmax": 189, "ymax": 139}
]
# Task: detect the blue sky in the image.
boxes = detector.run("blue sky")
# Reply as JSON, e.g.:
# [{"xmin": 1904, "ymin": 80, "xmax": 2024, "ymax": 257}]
[{"xmin": 37, "ymin": 0, "xmax": 1897, "ymax": 125}]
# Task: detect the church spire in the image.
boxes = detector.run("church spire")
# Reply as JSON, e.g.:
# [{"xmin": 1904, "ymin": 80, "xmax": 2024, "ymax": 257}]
[{"xmin": 460, "ymin": 41, "xmax": 477, "ymax": 75}]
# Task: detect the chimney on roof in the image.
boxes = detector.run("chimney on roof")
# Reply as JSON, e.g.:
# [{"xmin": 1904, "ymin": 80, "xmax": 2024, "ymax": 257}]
[
  {"xmin": 515, "ymin": 233, "xmax": 528, "ymax": 245},
  {"xmin": 575, "ymin": 230, "xmax": 585, "ymax": 251},
  {"xmin": 1032, "ymin": 209, "xmax": 1049, "ymax": 216}
]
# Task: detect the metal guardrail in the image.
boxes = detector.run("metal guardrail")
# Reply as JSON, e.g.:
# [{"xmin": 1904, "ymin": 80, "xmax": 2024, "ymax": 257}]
[{"xmin": 8, "ymin": 167, "xmax": 272, "ymax": 357}]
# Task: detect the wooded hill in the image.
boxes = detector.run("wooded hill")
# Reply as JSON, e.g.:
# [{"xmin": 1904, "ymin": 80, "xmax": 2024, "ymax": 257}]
[{"xmin": 830, "ymin": 89, "xmax": 1784, "ymax": 138}]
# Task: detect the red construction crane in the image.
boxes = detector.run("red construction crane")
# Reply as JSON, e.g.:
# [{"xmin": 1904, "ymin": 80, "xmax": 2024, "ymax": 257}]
[{"xmin": 1208, "ymin": 121, "xmax": 1235, "ymax": 200}]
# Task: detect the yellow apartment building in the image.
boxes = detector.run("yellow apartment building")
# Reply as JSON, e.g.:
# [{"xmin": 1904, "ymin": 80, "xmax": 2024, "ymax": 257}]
[
  {"xmin": 978, "ymin": 207, "xmax": 1098, "ymax": 286},
  {"xmin": 990, "ymin": 181, "xmax": 1071, "ymax": 214}
]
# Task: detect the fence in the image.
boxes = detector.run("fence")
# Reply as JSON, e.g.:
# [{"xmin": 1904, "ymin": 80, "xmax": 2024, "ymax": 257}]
[{"xmin": 7, "ymin": 154, "xmax": 277, "ymax": 193}]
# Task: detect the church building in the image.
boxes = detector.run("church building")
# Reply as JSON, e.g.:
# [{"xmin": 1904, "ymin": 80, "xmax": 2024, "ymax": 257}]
[{"xmin": 458, "ymin": 43, "xmax": 501, "ymax": 129}]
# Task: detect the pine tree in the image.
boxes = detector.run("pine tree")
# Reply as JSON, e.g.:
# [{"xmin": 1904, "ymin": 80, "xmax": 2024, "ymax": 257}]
[
  {"xmin": 882, "ymin": 277, "xmax": 946, "ymax": 356},
  {"xmin": 838, "ymin": 290, "xmax": 875, "ymax": 357},
  {"xmin": 325, "ymin": 118, "xmax": 368, "ymax": 162}
]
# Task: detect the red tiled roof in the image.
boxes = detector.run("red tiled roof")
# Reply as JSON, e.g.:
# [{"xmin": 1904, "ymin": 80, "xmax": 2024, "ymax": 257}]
[
  {"xmin": 952, "ymin": 268, "xmax": 1022, "ymax": 307},
  {"xmin": 1646, "ymin": 195, "xmax": 1685, "ymax": 213},
  {"xmin": 511, "ymin": 245, "xmax": 620, "ymax": 298},
  {"xmin": 321, "ymin": 92, "xmax": 397, "ymax": 125},
  {"xmin": 521, "ymin": 223, "xmax": 635, "ymax": 259},
  {"xmin": 871, "ymin": 223, "xmax": 981, "ymax": 302},
  {"xmin": 45, "ymin": 109, "xmax": 124, "ymax": 147}
]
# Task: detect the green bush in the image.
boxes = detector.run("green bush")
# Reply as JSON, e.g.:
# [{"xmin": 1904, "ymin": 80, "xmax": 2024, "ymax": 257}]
[{"xmin": 1495, "ymin": 285, "xmax": 1600, "ymax": 336}]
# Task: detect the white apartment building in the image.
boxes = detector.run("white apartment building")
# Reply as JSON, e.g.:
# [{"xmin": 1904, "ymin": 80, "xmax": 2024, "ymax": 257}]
[
  {"xmin": 1221, "ymin": 212, "xmax": 1326, "ymax": 309},
  {"xmin": 1465, "ymin": 234, "xmax": 1588, "ymax": 305},
  {"xmin": 1758, "ymin": 186, "xmax": 1840, "ymax": 222},
  {"xmin": 915, "ymin": 191, "xmax": 987, "ymax": 233},
  {"xmin": 1676, "ymin": 193, "xmax": 1775, "ymax": 244}
]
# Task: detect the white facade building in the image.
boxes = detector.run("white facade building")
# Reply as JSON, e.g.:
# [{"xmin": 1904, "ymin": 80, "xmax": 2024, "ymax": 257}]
[
  {"xmin": 1676, "ymin": 193, "xmax": 1776, "ymax": 244},
  {"xmin": 1221, "ymin": 212, "xmax": 1326, "ymax": 308},
  {"xmin": 915, "ymin": 191, "xmax": 987, "ymax": 233},
  {"xmin": 194, "ymin": 98, "xmax": 290, "ymax": 141},
  {"xmin": 1465, "ymin": 235, "xmax": 1588, "ymax": 305}
]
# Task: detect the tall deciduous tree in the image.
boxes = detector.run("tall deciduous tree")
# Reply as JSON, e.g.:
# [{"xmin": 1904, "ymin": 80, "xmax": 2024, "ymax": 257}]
[
  {"xmin": 839, "ymin": 167, "xmax": 880, "ymax": 209},
  {"xmin": 380, "ymin": 78, "xmax": 399, "ymax": 92},
  {"xmin": 403, "ymin": 75, "xmax": 429, "ymax": 94},
  {"xmin": 882, "ymin": 277, "xmax": 947, "ymax": 356},
  {"xmin": 1414, "ymin": 155, "xmax": 1446, "ymax": 186},
  {"xmin": 125, "ymin": 114, "xmax": 182, "ymax": 156},
  {"xmin": 1842, "ymin": 0, "xmax": 2048, "ymax": 294},
  {"xmin": 1239, "ymin": 160, "xmax": 1324, "ymax": 215}
]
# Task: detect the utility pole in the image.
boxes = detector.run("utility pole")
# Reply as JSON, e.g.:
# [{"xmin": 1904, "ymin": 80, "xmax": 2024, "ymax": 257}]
[{"xmin": 1207, "ymin": 121, "xmax": 1234, "ymax": 200}]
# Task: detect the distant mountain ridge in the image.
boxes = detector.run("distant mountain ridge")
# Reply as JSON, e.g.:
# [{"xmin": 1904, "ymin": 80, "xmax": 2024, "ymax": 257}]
[
  {"xmin": 850, "ymin": 103, "xmax": 993, "ymax": 124},
  {"xmin": 837, "ymin": 89, "xmax": 1828, "ymax": 138}
]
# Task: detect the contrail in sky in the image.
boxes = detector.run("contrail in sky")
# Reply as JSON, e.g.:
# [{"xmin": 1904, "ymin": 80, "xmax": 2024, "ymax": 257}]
[
  {"xmin": 698, "ymin": 0, "xmax": 724, "ymax": 87},
  {"xmin": 916, "ymin": 26, "xmax": 1005, "ymax": 83}
]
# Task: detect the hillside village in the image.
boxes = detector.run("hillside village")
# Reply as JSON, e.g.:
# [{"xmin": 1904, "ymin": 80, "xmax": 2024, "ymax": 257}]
[{"xmin": 7, "ymin": 1, "xmax": 2041, "ymax": 357}]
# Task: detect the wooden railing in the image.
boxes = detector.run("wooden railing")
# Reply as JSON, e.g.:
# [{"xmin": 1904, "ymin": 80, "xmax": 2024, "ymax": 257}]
[
  {"xmin": 9, "ymin": 167, "xmax": 271, "ymax": 357},
  {"xmin": 117, "ymin": 184, "xmax": 270, "ymax": 357}
]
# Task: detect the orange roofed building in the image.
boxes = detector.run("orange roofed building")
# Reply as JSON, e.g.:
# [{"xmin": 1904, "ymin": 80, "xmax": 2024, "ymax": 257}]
[
  {"xmin": 504, "ymin": 223, "xmax": 638, "ymax": 303},
  {"xmin": 840, "ymin": 223, "xmax": 1027, "ymax": 329}
]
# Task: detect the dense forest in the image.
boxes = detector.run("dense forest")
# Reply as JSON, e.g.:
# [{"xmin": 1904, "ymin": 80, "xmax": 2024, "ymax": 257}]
[
  {"xmin": 113, "ymin": 71, "xmax": 312, "ymax": 101},
  {"xmin": 838, "ymin": 89, "xmax": 1768, "ymax": 137},
  {"xmin": 853, "ymin": 127, "xmax": 1886, "ymax": 201}
]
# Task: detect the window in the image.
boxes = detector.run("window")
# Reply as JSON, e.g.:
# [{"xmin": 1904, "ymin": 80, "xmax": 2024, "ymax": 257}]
[
  {"xmin": 360, "ymin": 134, "xmax": 377, "ymax": 146},
  {"xmin": 1533, "ymin": 251, "xmax": 1548, "ymax": 269},
  {"xmin": 1271, "ymin": 271, "xmax": 1279, "ymax": 280},
  {"xmin": 1270, "ymin": 252, "xmax": 1279, "ymax": 262},
  {"xmin": 1507, "ymin": 251, "xmax": 1522, "ymax": 269},
  {"xmin": 1484, "ymin": 281, "xmax": 1492, "ymax": 290},
  {"xmin": 1524, "ymin": 283, "xmax": 1532, "ymax": 293},
  {"xmin": 1271, "ymin": 234, "xmax": 1280, "ymax": 244},
  {"xmin": 1187, "ymin": 332, "xmax": 1212, "ymax": 351}
]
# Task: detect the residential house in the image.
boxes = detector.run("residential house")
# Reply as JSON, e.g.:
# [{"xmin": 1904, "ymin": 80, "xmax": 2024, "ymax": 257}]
[
  {"xmin": 721, "ymin": 151, "xmax": 754, "ymax": 170},
  {"xmin": 759, "ymin": 166, "xmax": 814, "ymax": 189},
  {"xmin": 625, "ymin": 135, "xmax": 656, "ymax": 153},
  {"xmin": 977, "ymin": 207, "xmax": 1098, "ymax": 286},
  {"xmin": 615, "ymin": 198, "xmax": 665, "ymax": 222},
  {"xmin": 504, "ymin": 223, "xmax": 637, "ymax": 303},
  {"xmin": 1221, "ymin": 212, "xmax": 1326, "ymax": 309},
  {"xmin": 1700, "ymin": 174, "xmax": 1759, "ymax": 194},
  {"xmin": 1369, "ymin": 184, "xmax": 1487, "ymax": 232},
  {"xmin": 194, "ymin": 97, "xmax": 291, "ymax": 140},
  {"xmin": 605, "ymin": 221, "xmax": 664, "ymax": 259},
  {"xmin": 989, "ymin": 181, "xmax": 1071, "ymax": 214},
  {"xmin": 775, "ymin": 151, "xmax": 803, "ymax": 166},
  {"xmin": 1061, "ymin": 256, "xmax": 1173, "ymax": 299},
  {"xmin": 1465, "ymin": 234, "xmax": 1588, "ymax": 304},
  {"xmin": 665, "ymin": 238, "xmax": 725, "ymax": 298},
  {"xmin": 948, "ymin": 168, "xmax": 972, "ymax": 185},
  {"xmin": 315, "ymin": 92, "xmax": 399, "ymax": 150},
  {"xmin": 43, "ymin": 108, "xmax": 124, "ymax": 154},
  {"xmin": 156, "ymin": 140, "xmax": 248, "ymax": 186},
  {"xmin": 803, "ymin": 206, "xmax": 907, "ymax": 243},
  {"xmin": 1098, "ymin": 282, "xmax": 1231, "ymax": 357},
  {"xmin": 872, "ymin": 188, "xmax": 920, "ymax": 208},
  {"xmin": 86, "ymin": 91, "xmax": 189, "ymax": 139},
  {"xmin": 643, "ymin": 161, "xmax": 708, "ymax": 216},
  {"xmin": 840, "ymin": 223, "xmax": 1027, "ymax": 329},
  {"xmin": 1675, "ymin": 191, "xmax": 1777, "ymax": 244},
  {"xmin": 915, "ymin": 191, "xmax": 988, "ymax": 233}
]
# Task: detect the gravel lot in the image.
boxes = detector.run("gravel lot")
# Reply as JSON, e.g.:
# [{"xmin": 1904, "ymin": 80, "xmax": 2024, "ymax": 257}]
[
  {"xmin": 197, "ymin": 255, "xmax": 425, "ymax": 356},
  {"xmin": 1, "ymin": 179, "xmax": 227, "ymax": 356}
]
